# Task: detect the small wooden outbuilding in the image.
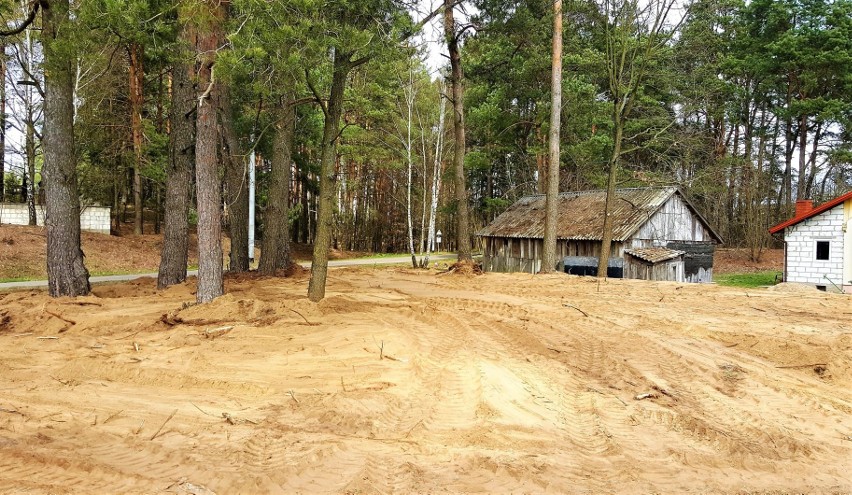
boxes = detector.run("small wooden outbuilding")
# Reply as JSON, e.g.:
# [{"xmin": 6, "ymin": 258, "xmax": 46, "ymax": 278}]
[
  {"xmin": 623, "ymin": 247, "xmax": 685, "ymax": 282},
  {"xmin": 477, "ymin": 187, "xmax": 722, "ymax": 283}
]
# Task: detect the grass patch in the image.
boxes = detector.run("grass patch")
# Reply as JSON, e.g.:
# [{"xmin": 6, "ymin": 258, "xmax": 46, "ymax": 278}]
[{"xmin": 715, "ymin": 271, "xmax": 781, "ymax": 288}]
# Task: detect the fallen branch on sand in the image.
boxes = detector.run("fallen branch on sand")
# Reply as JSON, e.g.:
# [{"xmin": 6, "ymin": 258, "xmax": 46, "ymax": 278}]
[
  {"xmin": 776, "ymin": 363, "xmax": 827, "ymax": 369},
  {"xmin": 150, "ymin": 408, "xmax": 178, "ymax": 440},
  {"xmin": 562, "ymin": 304, "xmax": 588, "ymax": 317}
]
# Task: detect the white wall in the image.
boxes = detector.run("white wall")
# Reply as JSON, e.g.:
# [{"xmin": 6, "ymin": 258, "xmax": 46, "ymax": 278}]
[
  {"xmin": 0, "ymin": 203, "xmax": 111, "ymax": 234},
  {"xmin": 784, "ymin": 205, "xmax": 846, "ymax": 291}
]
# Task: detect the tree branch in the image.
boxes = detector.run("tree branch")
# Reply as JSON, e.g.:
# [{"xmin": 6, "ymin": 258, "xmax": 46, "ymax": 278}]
[
  {"xmin": 0, "ymin": 0, "xmax": 41, "ymax": 37},
  {"xmin": 305, "ymin": 69, "xmax": 328, "ymax": 117}
]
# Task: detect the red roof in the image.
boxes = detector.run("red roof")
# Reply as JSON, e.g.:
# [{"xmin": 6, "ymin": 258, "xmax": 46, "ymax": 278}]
[{"xmin": 769, "ymin": 191, "xmax": 852, "ymax": 234}]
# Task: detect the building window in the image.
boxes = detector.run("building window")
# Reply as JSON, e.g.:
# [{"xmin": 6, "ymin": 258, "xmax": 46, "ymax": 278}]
[{"xmin": 816, "ymin": 241, "xmax": 830, "ymax": 260}]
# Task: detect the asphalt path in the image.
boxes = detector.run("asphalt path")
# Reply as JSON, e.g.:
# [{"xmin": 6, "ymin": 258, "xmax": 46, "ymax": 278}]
[{"xmin": 0, "ymin": 254, "xmax": 457, "ymax": 291}]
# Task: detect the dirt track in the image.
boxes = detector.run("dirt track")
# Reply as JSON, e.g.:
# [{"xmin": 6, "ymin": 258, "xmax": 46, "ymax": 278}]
[{"xmin": 0, "ymin": 268, "xmax": 850, "ymax": 494}]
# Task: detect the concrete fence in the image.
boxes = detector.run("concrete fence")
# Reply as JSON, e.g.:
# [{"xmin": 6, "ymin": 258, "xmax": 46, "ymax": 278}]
[{"xmin": 0, "ymin": 203, "xmax": 111, "ymax": 234}]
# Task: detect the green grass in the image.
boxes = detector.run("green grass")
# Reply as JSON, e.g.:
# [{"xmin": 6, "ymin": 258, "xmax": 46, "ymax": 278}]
[{"xmin": 715, "ymin": 271, "xmax": 781, "ymax": 288}]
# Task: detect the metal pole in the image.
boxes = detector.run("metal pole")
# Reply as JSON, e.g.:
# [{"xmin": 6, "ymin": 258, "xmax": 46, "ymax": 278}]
[{"xmin": 248, "ymin": 145, "xmax": 256, "ymax": 262}]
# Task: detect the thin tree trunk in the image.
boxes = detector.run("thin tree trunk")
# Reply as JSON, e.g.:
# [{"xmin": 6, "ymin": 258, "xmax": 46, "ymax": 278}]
[
  {"xmin": 129, "ymin": 42, "xmax": 144, "ymax": 235},
  {"xmin": 425, "ymin": 90, "xmax": 446, "ymax": 267},
  {"xmin": 803, "ymin": 121, "xmax": 822, "ymax": 199},
  {"xmin": 158, "ymin": 40, "xmax": 195, "ymax": 288},
  {"xmin": 596, "ymin": 120, "xmax": 622, "ymax": 278},
  {"xmin": 259, "ymin": 96, "xmax": 295, "ymax": 274},
  {"xmin": 42, "ymin": 0, "xmax": 90, "ymax": 297},
  {"xmin": 220, "ymin": 83, "xmax": 249, "ymax": 272},
  {"xmin": 444, "ymin": 0, "xmax": 471, "ymax": 262},
  {"xmin": 404, "ymin": 67, "xmax": 417, "ymax": 268},
  {"xmin": 194, "ymin": 4, "xmax": 224, "ymax": 303},
  {"xmin": 796, "ymin": 113, "xmax": 808, "ymax": 200},
  {"xmin": 0, "ymin": 42, "xmax": 5, "ymax": 204},
  {"xmin": 307, "ymin": 52, "xmax": 350, "ymax": 302},
  {"xmin": 541, "ymin": 0, "xmax": 562, "ymax": 274},
  {"xmin": 25, "ymin": 114, "xmax": 36, "ymax": 225}
]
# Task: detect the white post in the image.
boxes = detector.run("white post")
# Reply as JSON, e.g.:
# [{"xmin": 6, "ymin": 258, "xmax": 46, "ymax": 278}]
[{"xmin": 248, "ymin": 146, "xmax": 256, "ymax": 262}]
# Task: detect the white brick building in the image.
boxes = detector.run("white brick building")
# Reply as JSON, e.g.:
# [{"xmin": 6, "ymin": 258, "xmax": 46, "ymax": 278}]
[{"xmin": 770, "ymin": 192, "xmax": 852, "ymax": 293}]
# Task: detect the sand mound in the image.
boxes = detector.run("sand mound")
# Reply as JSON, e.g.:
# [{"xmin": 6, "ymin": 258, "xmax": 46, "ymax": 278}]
[
  {"xmin": 0, "ymin": 270, "xmax": 850, "ymax": 494},
  {"xmin": 766, "ymin": 282, "xmax": 820, "ymax": 293}
]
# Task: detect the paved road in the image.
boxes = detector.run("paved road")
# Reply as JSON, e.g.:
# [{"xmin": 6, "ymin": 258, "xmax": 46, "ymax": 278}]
[{"xmin": 0, "ymin": 254, "xmax": 457, "ymax": 290}]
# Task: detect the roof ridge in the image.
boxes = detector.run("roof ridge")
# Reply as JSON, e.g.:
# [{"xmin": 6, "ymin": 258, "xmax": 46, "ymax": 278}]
[{"xmin": 520, "ymin": 186, "xmax": 676, "ymax": 201}]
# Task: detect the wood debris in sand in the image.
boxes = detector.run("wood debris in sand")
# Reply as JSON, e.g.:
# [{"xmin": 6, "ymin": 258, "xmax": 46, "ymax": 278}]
[{"xmin": 203, "ymin": 326, "xmax": 233, "ymax": 339}]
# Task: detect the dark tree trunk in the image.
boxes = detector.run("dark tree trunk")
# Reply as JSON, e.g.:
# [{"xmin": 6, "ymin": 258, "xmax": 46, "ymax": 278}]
[
  {"xmin": 541, "ymin": 0, "xmax": 562, "ymax": 274},
  {"xmin": 129, "ymin": 42, "xmax": 144, "ymax": 235},
  {"xmin": 157, "ymin": 42, "xmax": 196, "ymax": 289},
  {"xmin": 219, "ymin": 83, "xmax": 249, "ymax": 272},
  {"xmin": 795, "ymin": 113, "xmax": 808, "ymax": 200},
  {"xmin": 194, "ymin": 5, "xmax": 224, "ymax": 303},
  {"xmin": 42, "ymin": 0, "xmax": 90, "ymax": 297},
  {"xmin": 443, "ymin": 0, "xmax": 471, "ymax": 262},
  {"xmin": 307, "ymin": 53, "xmax": 350, "ymax": 302},
  {"xmin": 259, "ymin": 96, "xmax": 295, "ymax": 275}
]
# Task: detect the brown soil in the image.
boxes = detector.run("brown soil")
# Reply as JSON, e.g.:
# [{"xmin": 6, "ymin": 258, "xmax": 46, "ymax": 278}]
[
  {"xmin": 0, "ymin": 224, "xmax": 364, "ymax": 280},
  {"xmin": 714, "ymin": 247, "xmax": 783, "ymax": 274},
  {"xmin": 0, "ymin": 269, "xmax": 850, "ymax": 493}
]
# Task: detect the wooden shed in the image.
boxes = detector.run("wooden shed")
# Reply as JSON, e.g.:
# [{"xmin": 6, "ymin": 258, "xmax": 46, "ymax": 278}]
[
  {"xmin": 477, "ymin": 187, "xmax": 723, "ymax": 283},
  {"xmin": 623, "ymin": 247, "xmax": 685, "ymax": 282}
]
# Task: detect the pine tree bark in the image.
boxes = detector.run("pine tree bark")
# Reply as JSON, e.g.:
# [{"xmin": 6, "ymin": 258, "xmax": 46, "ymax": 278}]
[
  {"xmin": 259, "ymin": 96, "xmax": 295, "ymax": 275},
  {"xmin": 541, "ymin": 0, "xmax": 562, "ymax": 274},
  {"xmin": 443, "ymin": 0, "xmax": 471, "ymax": 262},
  {"xmin": 219, "ymin": 83, "xmax": 249, "ymax": 272},
  {"xmin": 157, "ymin": 52, "xmax": 195, "ymax": 289},
  {"xmin": 194, "ymin": 4, "xmax": 224, "ymax": 303},
  {"xmin": 129, "ymin": 42, "xmax": 145, "ymax": 235},
  {"xmin": 307, "ymin": 53, "xmax": 350, "ymax": 302},
  {"xmin": 41, "ymin": 0, "xmax": 90, "ymax": 297}
]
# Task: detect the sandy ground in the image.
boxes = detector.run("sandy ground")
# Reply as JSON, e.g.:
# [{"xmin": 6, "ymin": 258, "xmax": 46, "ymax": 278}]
[{"xmin": 0, "ymin": 268, "xmax": 850, "ymax": 494}]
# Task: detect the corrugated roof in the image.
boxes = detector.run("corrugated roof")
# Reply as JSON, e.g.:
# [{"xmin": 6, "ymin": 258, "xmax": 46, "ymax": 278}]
[
  {"xmin": 624, "ymin": 247, "xmax": 685, "ymax": 264},
  {"xmin": 478, "ymin": 187, "xmax": 678, "ymax": 242},
  {"xmin": 769, "ymin": 190, "xmax": 852, "ymax": 234}
]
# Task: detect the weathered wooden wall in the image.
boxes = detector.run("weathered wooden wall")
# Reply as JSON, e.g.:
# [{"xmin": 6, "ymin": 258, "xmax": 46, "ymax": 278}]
[
  {"xmin": 483, "ymin": 237, "xmax": 623, "ymax": 274},
  {"xmin": 633, "ymin": 194, "xmax": 713, "ymax": 243},
  {"xmin": 624, "ymin": 256, "xmax": 685, "ymax": 282}
]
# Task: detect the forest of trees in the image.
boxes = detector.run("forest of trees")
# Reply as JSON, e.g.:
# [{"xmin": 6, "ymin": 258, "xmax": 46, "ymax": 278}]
[{"xmin": 0, "ymin": 0, "xmax": 850, "ymax": 300}]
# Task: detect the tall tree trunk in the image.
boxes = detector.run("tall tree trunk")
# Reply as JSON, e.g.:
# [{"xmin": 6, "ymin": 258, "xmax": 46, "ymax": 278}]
[
  {"xmin": 194, "ymin": 4, "xmax": 223, "ymax": 303},
  {"xmin": 425, "ymin": 90, "xmax": 446, "ymax": 267},
  {"xmin": 803, "ymin": 121, "xmax": 822, "ymax": 199},
  {"xmin": 307, "ymin": 53, "xmax": 350, "ymax": 302},
  {"xmin": 157, "ymin": 53, "xmax": 195, "ymax": 289},
  {"xmin": 443, "ymin": 0, "xmax": 471, "ymax": 262},
  {"xmin": 795, "ymin": 113, "xmax": 808, "ymax": 200},
  {"xmin": 259, "ymin": 96, "xmax": 295, "ymax": 274},
  {"xmin": 404, "ymin": 67, "xmax": 417, "ymax": 268},
  {"xmin": 0, "ymin": 41, "xmax": 5, "ymax": 204},
  {"xmin": 597, "ymin": 105, "xmax": 623, "ymax": 278},
  {"xmin": 129, "ymin": 42, "xmax": 145, "ymax": 235},
  {"xmin": 220, "ymin": 84, "xmax": 249, "ymax": 272},
  {"xmin": 25, "ymin": 113, "xmax": 36, "ymax": 224},
  {"xmin": 541, "ymin": 0, "xmax": 562, "ymax": 274},
  {"xmin": 42, "ymin": 0, "xmax": 90, "ymax": 297}
]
